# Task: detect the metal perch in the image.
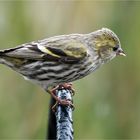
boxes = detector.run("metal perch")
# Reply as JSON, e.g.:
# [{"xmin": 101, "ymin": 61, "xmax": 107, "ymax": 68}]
[{"xmin": 47, "ymin": 87, "xmax": 74, "ymax": 140}]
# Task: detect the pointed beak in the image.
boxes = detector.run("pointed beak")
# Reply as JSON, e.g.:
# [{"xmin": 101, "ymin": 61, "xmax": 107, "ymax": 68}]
[{"xmin": 116, "ymin": 48, "xmax": 126, "ymax": 56}]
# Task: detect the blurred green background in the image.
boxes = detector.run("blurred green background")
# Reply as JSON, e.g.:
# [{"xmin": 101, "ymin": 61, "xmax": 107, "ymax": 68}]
[{"xmin": 0, "ymin": 1, "xmax": 139, "ymax": 139}]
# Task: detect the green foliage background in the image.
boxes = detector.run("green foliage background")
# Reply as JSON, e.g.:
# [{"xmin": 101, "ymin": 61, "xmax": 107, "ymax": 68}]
[{"xmin": 0, "ymin": 1, "xmax": 139, "ymax": 139}]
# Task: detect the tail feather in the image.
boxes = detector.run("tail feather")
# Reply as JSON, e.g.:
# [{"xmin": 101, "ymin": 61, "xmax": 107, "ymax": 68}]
[
  {"xmin": 0, "ymin": 49, "xmax": 21, "ymax": 68},
  {"xmin": 0, "ymin": 50, "xmax": 7, "ymax": 65},
  {"xmin": 0, "ymin": 50, "xmax": 5, "ymax": 55},
  {"xmin": 0, "ymin": 46, "xmax": 23, "ymax": 54}
]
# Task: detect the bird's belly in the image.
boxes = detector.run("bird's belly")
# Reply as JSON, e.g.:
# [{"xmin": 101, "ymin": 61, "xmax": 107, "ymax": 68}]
[
  {"xmin": 64, "ymin": 63, "xmax": 100, "ymax": 82},
  {"xmin": 19, "ymin": 60, "xmax": 101, "ymax": 89}
]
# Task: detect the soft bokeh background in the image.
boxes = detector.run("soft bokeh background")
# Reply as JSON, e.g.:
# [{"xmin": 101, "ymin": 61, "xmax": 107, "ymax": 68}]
[{"xmin": 0, "ymin": 1, "xmax": 139, "ymax": 139}]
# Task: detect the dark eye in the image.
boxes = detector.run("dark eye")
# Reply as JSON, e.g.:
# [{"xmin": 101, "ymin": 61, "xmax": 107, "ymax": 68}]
[{"xmin": 113, "ymin": 45, "xmax": 119, "ymax": 51}]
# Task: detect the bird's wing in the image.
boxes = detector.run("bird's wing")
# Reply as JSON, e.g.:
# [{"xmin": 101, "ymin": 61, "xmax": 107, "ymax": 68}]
[{"xmin": 1, "ymin": 39, "xmax": 88, "ymax": 64}]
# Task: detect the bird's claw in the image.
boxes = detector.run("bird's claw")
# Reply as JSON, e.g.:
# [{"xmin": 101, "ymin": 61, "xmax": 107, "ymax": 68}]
[
  {"xmin": 58, "ymin": 83, "xmax": 75, "ymax": 96},
  {"xmin": 48, "ymin": 83, "xmax": 75, "ymax": 112},
  {"xmin": 51, "ymin": 99, "xmax": 74, "ymax": 112}
]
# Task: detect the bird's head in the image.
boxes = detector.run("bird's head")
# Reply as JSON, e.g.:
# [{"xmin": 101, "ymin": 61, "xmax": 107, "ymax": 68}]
[{"xmin": 91, "ymin": 28, "xmax": 126, "ymax": 63}]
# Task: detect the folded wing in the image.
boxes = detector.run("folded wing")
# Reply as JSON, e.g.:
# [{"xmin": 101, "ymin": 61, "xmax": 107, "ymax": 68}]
[{"xmin": 1, "ymin": 38, "xmax": 88, "ymax": 64}]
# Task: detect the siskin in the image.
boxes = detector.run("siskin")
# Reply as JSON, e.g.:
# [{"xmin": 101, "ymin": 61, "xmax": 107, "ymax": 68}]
[{"xmin": 0, "ymin": 28, "xmax": 125, "ymax": 103}]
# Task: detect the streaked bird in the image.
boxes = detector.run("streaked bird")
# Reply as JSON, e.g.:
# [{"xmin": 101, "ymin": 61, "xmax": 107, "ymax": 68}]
[{"xmin": 0, "ymin": 28, "xmax": 125, "ymax": 104}]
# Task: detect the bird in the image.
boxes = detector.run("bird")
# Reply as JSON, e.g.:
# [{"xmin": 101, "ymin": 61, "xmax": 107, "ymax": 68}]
[{"xmin": 0, "ymin": 28, "xmax": 125, "ymax": 106}]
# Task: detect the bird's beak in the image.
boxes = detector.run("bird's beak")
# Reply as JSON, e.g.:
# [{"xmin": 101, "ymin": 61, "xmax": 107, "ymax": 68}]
[{"xmin": 116, "ymin": 49, "xmax": 126, "ymax": 56}]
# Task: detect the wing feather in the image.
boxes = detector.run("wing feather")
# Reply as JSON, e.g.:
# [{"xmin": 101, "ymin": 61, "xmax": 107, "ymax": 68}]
[
  {"xmin": 1, "ymin": 37, "xmax": 88, "ymax": 64},
  {"xmin": 43, "ymin": 39, "xmax": 88, "ymax": 63}
]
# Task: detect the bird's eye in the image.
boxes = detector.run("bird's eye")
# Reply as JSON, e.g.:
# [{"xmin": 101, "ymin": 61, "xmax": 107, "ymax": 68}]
[{"xmin": 113, "ymin": 45, "xmax": 119, "ymax": 51}]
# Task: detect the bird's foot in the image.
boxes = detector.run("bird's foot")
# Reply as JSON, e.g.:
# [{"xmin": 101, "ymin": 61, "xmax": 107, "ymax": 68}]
[
  {"xmin": 58, "ymin": 83, "xmax": 75, "ymax": 96},
  {"xmin": 51, "ymin": 99, "xmax": 74, "ymax": 112},
  {"xmin": 48, "ymin": 83, "xmax": 75, "ymax": 112}
]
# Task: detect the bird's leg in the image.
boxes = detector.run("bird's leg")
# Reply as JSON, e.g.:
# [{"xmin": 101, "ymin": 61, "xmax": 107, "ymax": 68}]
[{"xmin": 48, "ymin": 83, "xmax": 75, "ymax": 111}]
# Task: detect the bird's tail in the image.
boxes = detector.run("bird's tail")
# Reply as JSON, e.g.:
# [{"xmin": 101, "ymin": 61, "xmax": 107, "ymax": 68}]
[
  {"xmin": 0, "ymin": 50, "xmax": 6, "ymax": 64},
  {"xmin": 0, "ymin": 50, "xmax": 11, "ymax": 66},
  {"xmin": 0, "ymin": 50, "xmax": 4, "ymax": 55},
  {"xmin": 0, "ymin": 49, "xmax": 22, "ymax": 68},
  {"xmin": 47, "ymin": 97, "xmax": 57, "ymax": 140}
]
